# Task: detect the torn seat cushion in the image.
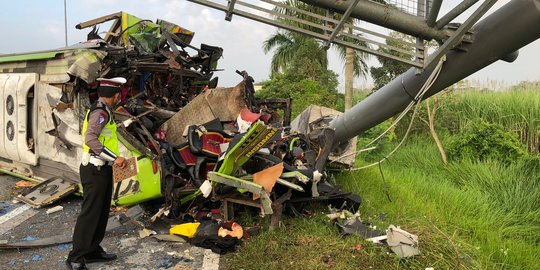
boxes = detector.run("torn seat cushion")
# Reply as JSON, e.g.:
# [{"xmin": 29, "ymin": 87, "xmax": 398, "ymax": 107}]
[
  {"xmin": 187, "ymin": 126, "xmax": 233, "ymax": 158},
  {"xmin": 168, "ymin": 142, "xmax": 198, "ymax": 169},
  {"xmin": 194, "ymin": 157, "xmax": 216, "ymax": 185},
  {"xmin": 201, "ymin": 131, "xmax": 232, "ymax": 158}
]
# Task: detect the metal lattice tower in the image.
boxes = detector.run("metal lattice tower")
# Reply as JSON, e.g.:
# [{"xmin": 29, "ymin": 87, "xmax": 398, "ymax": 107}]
[
  {"xmin": 187, "ymin": 0, "xmax": 498, "ymax": 72},
  {"xmin": 385, "ymin": 0, "xmax": 427, "ymax": 16}
]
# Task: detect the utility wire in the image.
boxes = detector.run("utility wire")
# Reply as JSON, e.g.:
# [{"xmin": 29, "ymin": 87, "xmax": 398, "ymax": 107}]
[{"xmin": 331, "ymin": 55, "xmax": 446, "ymax": 171}]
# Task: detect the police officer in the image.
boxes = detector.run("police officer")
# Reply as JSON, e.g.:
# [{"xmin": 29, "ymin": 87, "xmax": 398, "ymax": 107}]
[{"xmin": 66, "ymin": 77, "xmax": 127, "ymax": 270}]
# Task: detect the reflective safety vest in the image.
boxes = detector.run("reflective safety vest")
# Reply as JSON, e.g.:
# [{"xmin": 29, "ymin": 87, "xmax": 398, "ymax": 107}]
[{"xmin": 82, "ymin": 105, "xmax": 119, "ymax": 155}]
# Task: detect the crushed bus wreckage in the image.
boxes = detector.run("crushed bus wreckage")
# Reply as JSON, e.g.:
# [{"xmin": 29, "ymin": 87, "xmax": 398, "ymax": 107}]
[{"xmin": 0, "ymin": 12, "xmax": 360, "ymax": 250}]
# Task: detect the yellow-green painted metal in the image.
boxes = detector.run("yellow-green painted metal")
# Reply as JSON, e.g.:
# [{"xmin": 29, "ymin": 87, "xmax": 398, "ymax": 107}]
[
  {"xmin": 0, "ymin": 51, "xmax": 63, "ymax": 64},
  {"xmin": 113, "ymin": 156, "xmax": 162, "ymax": 206},
  {"xmin": 0, "ymin": 168, "xmax": 41, "ymax": 183}
]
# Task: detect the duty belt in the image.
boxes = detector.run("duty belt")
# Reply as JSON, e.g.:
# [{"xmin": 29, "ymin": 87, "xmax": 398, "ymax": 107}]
[{"xmin": 89, "ymin": 156, "xmax": 113, "ymax": 167}]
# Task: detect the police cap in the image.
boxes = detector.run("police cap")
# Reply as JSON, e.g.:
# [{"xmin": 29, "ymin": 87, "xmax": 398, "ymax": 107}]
[{"xmin": 97, "ymin": 77, "xmax": 127, "ymax": 97}]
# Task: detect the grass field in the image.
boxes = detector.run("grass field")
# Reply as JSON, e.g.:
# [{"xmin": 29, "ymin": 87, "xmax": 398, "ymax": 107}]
[
  {"xmin": 340, "ymin": 137, "xmax": 539, "ymax": 270},
  {"xmin": 223, "ymin": 88, "xmax": 540, "ymax": 270},
  {"xmin": 443, "ymin": 88, "xmax": 540, "ymax": 154}
]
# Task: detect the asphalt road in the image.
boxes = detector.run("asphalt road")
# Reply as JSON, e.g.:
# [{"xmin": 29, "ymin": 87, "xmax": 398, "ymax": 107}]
[{"xmin": 0, "ymin": 173, "xmax": 219, "ymax": 270}]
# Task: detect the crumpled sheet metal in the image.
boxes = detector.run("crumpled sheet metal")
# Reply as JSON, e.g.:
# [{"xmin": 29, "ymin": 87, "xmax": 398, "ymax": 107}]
[
  {"xmin": 14, "ymin": 177, "xmax": 79, "ymax": 208},
  {"xmin": 290, "ymin": 105, "xmax": 341, "ymax": 134},
  {"xmin": 67, "ymin": 49, "xmax": 108, "ymax": 83},
  {"xmin": 0, "ymin": 51, "xmax": 88, "ymax": 83},
  {"xmin": 37, "ymin": 83, "xmax": 82, "ymax": 172},
  {"xmin": 161, "ymin": 82, "xmax": 248, "ymax": 145},
  {"xmin": 387, "ymin": 225, "xmax": 420, "ymax": 258},
  {"xmin": 336, "ymin": 218, "xmax": 384, "ymax": 238},
  {"xmin": 290, "ymin": 105, "xmax": 357, "ymax": 167},
  {"xmin": 208, "ymin": 172, "xmax": 273, "ymax": 215},
  {"xmin": 157, "ymin": 18, "xmax": 194, "ymax": 44}
]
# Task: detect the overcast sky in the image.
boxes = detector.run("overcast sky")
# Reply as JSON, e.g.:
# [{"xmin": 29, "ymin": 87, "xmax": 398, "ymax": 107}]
[{"xmin": 1, "ymin": 0, "xmax": 539, "ymax": 89}]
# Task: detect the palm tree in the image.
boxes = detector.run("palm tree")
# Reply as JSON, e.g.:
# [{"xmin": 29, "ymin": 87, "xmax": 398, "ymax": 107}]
[
  {"xmin": 263, "ymin": 0, "xmax": 370, "ymax": 109},
  {"xmin": 263, "ymin": 31, "xmax": 327, "ymax": 77},
  {"xmin": 336, "ymin": 27, "xmax": 370, "ymax": 110}
]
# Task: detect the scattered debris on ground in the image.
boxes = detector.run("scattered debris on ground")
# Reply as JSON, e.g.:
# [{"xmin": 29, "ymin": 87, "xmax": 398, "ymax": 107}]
[
  {"xmin": 0, "ymin": 12, "xmax": 418, "ymax": 267},
  {"xmin": 45, "ymin": 205, "xmax": 64, "ymax": 215},
  {"xmin": 386, "ymin": 225, "xmax": 420, "ymax": 258},
  {"xmin": 15, "ymin": 181, "xmax": 36, "ymax": 189},
  {"xmin": 326, "ymin": 204, "xmax": 420, "ymax": 258}
]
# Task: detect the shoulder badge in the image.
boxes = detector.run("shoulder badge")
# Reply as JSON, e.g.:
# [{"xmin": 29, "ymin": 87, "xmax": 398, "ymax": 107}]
[{"xmin": 98, "ymin": 115, "xmax": 105, "ymax": 124}]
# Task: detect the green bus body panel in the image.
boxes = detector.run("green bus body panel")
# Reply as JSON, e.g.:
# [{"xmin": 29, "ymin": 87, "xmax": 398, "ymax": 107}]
[
  {"xmin": 0, "ymin": 48, "xmax": 164, "ymax": 206},
  {"xmin": 113, "ymin": 155, "xmax": 162, "ymax": 206},
  {"xmin": 180, "ymin": 121, "xmax": 278, "ymax": 205},
  {"xmin": 0, "ymin": 52, "xmax": 62, "ymax": 63}
]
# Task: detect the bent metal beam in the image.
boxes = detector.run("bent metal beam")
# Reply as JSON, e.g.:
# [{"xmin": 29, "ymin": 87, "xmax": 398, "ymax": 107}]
[
  {"xmin": 330, "ymin": 0, "xmax": 540, "ymax": 144},
  {"xmin": 299, "ymin": 0, "xmax": 449, "ymax": 41}
]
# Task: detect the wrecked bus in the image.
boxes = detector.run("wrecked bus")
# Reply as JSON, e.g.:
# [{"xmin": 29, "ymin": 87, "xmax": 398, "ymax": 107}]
[
  {"xmin": 0, "ymin": 12, "xmax": 224, "ymax": 207},
  {"xmin": 0, "ymin": 12, "xmax": 360, "ymax": 226}
]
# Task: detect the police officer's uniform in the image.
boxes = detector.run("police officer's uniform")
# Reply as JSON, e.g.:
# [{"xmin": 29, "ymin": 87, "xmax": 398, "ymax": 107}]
[{"xmin": 67, "ymin": 78, "xmax": 125, "ymax": 269}]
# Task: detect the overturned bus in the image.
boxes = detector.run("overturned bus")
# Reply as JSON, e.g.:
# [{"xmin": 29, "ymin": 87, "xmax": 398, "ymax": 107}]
[
  {"xmin": 0, "ymin": 12, "xmax": 358, "ymax": 218},
  {"xmin": 0, "ymin": 12, "xmax": 224, "ymax": 207}
]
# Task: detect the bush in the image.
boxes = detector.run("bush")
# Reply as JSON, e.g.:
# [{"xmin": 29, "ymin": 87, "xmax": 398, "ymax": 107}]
[
  {"xmin": 447, "ymin": 120, "xmax": 526, "ymax": 163},
  {"xmin": 442, "ymin": 89, "xmax": 540, "ymax": 155},
  {"xmin": 256, "ymin": 39, "xmax": 341, "ymax": 118},
  {"xmin": 257, "ymin": 75, "xmax": 341, "ymax": 118}
]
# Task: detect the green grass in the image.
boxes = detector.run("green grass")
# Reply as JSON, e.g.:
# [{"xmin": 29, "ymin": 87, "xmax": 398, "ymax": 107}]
[
  {"xmin": 223, "ymin": 88, "xmax": 540, "ymax": 269},
  {"xmin": 224, "ymin": 215, "xmax": 380, "ymax": 270},
  {"xmin": 442, "ymin": 89, "xmax": 540, "ymax": 154},
  {"xmin": 394, "ymin": 88, "xmax": 540, "ymax": 155},
  {"xmin": 224, "ymin": 207, "xmax": 462, "ymax": 270},
  {"xmin": 338, "ymin": 137, "xmax": 540, "ymax": 270},
  {"xmin": 224, "ymin": 137, "xmax": 539, "ymax": 270}
]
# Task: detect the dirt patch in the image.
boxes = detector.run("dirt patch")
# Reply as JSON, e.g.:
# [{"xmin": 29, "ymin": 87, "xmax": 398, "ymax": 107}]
[{"xmin": 0, "ymin": 174, "xmax": 21, "ymax": 201}]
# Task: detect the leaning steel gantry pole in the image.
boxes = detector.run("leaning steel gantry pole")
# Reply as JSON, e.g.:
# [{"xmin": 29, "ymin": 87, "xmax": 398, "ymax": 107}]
[
  {"xmin": 330, "ymin": 0, "xmax": 540, "ymax": 144},
  {"xmin": 299, "ymin": 0, "xmax": 449, "ymax": 41}
]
